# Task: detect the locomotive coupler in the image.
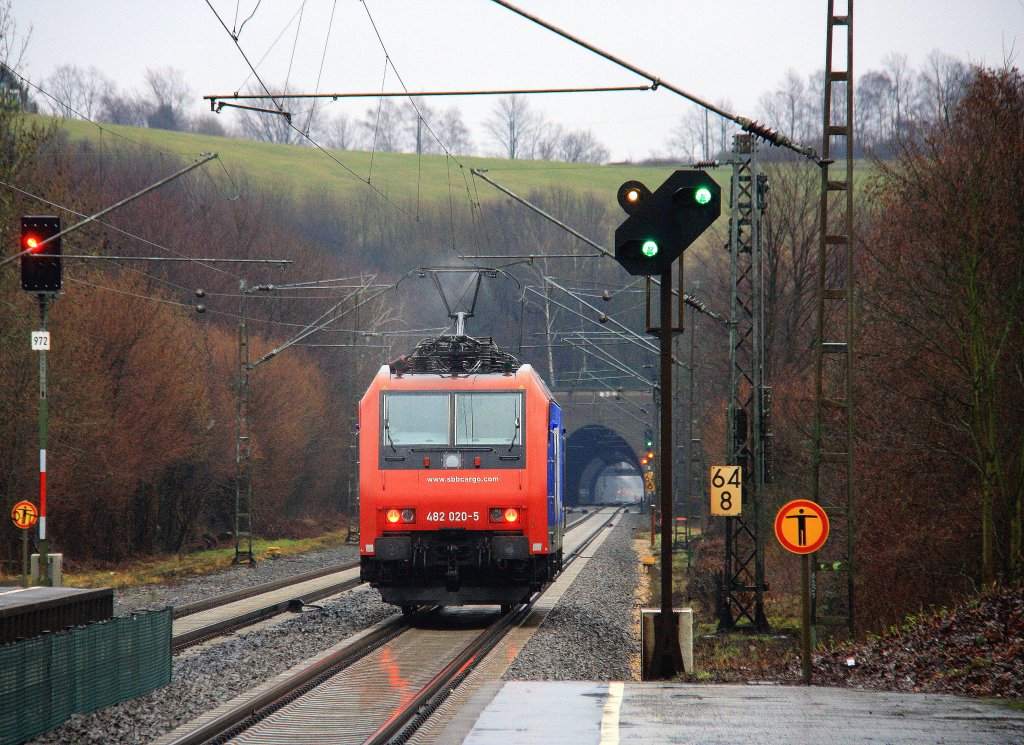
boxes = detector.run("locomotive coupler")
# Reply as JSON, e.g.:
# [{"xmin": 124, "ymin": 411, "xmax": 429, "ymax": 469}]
[{"xmin": 445, "ymin": 545, "xmax": 460, "ymax": 590}]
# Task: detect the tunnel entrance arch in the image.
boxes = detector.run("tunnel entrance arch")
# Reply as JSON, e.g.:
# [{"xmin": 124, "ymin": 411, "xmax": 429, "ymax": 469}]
[{"xmin": 565, "ymin": 425, "xmax": 644, "ymax": 506}]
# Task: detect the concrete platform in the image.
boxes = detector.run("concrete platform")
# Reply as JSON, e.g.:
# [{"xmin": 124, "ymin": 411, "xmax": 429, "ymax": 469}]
[
  {"xmin": 0, "ymin": 585, "xmax": 113, "ymax": 644},
  {"xmin": 439, "ymin": 681, "xmax": 1024, "ymax": 744}
]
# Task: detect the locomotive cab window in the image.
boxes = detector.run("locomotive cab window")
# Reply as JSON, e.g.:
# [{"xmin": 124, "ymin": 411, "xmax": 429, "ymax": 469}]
[
  {"xmin": 383, "ymin": 393, "xmax": 449, "ymax": 445},
  {"xmin": 455, "ymin": 393, "xmax": 522, "ymax": 446},
  {"xmin": 379, "ymin": 390, "xmax": 525, "ymax": 469}
]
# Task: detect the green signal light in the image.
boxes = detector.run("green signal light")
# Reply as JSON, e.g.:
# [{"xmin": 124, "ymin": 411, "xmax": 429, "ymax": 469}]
[
  {"xmin": 641, "ymin": 240, "xmax": 659, "ymax": 257},
  {"xmin": 694, "ymin": 186, "xmax": 713, "ymax": 205}
]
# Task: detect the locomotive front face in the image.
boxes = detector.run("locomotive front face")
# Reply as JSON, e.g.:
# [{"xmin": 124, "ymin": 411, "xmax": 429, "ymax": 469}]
[{"xmin": 358, "ymin": 367, "xmax": 564, "ymax": 608}]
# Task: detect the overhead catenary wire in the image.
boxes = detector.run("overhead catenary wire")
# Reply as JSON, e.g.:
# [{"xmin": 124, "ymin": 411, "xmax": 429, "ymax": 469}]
[
  {"xmin": 525, "ymin": 284, "xmax": 658, "ymax": 360},
  {"xmin": 252, "ymin": 279, "xmax": 394, "ymax": 367},
  {"xmin": 471, "ymin": 169, "xmax": 728, "ymax": 325},
  {"xmin": 1, "ymin": 153, "xmax": 219, "ymax": 269},
  {"xmin": 489, "ymin": 0, "xmax": 821, "ymax": 163}
]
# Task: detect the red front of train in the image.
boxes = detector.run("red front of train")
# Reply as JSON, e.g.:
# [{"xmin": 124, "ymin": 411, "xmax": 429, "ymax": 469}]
[{"xmin": 358, "ymin": 354, "xmax": 565, "ymax": 611}]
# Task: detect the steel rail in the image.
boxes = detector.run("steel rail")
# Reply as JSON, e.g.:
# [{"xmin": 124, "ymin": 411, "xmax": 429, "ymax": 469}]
[
  {"xmin": 162, "ymin": 613, "xmax": 417, "ymax": 745},
  {"xmin": 173, "ymin": 561, "xmax": 358, "ymax": 618},
  {"xmin": 171, "ymin": 574, "xmax": 363, "ymax": 652},
  {"xmin": 163, "ymin": 510, "xmax": 617, "ymax": 745},
  {"xmin": 364, "ymin": 508, "xmax": 622, "ymax": 745}
]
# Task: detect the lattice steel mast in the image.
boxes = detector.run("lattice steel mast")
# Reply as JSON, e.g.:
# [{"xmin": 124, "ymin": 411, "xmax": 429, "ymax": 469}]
[
  {"xmin": 720, "ymin": 133, "xmax": 770, "ymax": 631},
  {"xmin": 812, "ymin": 0, "xmax": 856, "ymax": 636},
  {"xmin": 234, "ymin": 281, "xmax": 255, "ymax": 565}
]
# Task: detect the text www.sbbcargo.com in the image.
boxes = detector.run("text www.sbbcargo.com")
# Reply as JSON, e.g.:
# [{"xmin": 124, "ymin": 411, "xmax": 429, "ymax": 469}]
[{"xmin": 425, "ymin": 476, "xmax": 500, "ymax": 484}]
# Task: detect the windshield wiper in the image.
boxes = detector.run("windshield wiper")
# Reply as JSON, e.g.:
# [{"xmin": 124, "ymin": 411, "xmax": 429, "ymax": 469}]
[
  {"xmin": 384, "ymin": 419, "xmax": 397, "ymax": 452},
  {"xmin": 508, "ymin": 417, "xmax": 520, "ymax": 452}
]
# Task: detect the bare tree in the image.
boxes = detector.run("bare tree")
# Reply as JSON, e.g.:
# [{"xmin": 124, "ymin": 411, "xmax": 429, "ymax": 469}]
[
  {"xmin": 668, "ymin": 104, "xmax": 703, "ymax": 161},
  {"xmin": 0, "ymin": 0, "xmax": 28, "ymax": 75},
  {"xmin": 44, "ymin": 64, "xmax": 112, "ymax": 119},
  {"xmin": 191, "ymin": 114, "xmax": 227, "ymax": 137},
  {"xmin": 758, "ymin": 70, "xmax": 821, "ymax": 152},
  {"xmin": 864, "ymin": 66, "xmax": 1024, "ymax": 584},
  {"xmin": 918, "ymin": 50, "xmax": 970, "ymax": 127},
  {"xmin": 360, "ymin": 98, "xmax": 404, "ymax": 152},
  {"xmin": 558, "ymin": 128, "xmax": 609, "ymax": 164},
  {"xmin": 531, "ymin": 118, "xmax": 561, "ymax": 161},
  {"xmin": 669, "ymin": 99, "xmax": 735, "ymax": 161},
  {"xmin": 319, "ymin": 112, "xmax": 359, "ymax": 150},
  {"xmin": 486, "ymin": 95, "xmax": 536, "ymax": 159},
  {"xmin": 402, "ymin": 97, "xmax": 437, "ymax": 154},
  {"xmin": 883, "ymin": 53, "xmax": 915, "ymax": 140},
  {"xmin": 856, "ymin": 69, "xmax": 895, "ymax": 153},
  {"xmin": 232, "ymin": 84, "xmax": 303, "ymax": 145},
  {"xmin": 98, "ymin": 88, "xmax": 148, "ymax": 127},
  {"xmin": 143, "ymin": 66, "xmax": 193, "ymax": 131},
  {"xmin": 435, "ymin": 106, "xmax": 472, "ymax": 155}
]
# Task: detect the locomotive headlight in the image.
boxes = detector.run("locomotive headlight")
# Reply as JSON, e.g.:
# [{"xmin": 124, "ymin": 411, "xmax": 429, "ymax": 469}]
[
  {"xmin": 490, "ymin": 507, "xmax": 521, "ymax": 523},
  {"xmin": 385, "ymin": 508, "xmax": 416, "ymax": 524},
  {"xmin": 443, "ymin": 452, "xmax": 461, "ymax": 468}
]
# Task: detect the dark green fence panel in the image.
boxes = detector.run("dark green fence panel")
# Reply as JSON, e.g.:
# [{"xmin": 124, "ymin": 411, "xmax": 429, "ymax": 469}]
[{"xmin": 0, "ymin": 608, "xmax": 171, "ymax": 745}]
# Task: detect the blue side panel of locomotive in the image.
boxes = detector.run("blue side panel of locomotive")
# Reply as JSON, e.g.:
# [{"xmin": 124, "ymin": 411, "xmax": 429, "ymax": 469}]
[{"xmin": 547, "ymin": 401, "xmax": 564, "ymax": 529}]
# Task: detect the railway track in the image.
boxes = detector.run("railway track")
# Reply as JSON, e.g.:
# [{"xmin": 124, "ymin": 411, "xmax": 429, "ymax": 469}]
[
  {"xmin": 172, "ymin": 561, "xmax": 361, "ymax": 651},
  {"xmin": 170, "ymin": 512, "xmax": 599, "ymax": 652},
  {"xmin": 156, "ymin": 507, "xmax": 621, "ymax": 745}
]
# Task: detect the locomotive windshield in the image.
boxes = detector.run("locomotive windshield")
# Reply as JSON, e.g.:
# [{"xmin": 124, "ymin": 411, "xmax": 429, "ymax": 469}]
[
  {"xmin": 383, "ymin": 393, "xmax": 449, "ymax": 445},
  {"xmin": 381, "ymin": 391, "xmax": 523, "ymax": 448},
  {"xmin": 455, "ymin": 393, "xmax": 522, "ymax": 446}
]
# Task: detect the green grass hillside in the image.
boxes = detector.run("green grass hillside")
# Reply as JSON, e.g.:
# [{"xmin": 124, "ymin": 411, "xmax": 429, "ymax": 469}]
[{"xmin": 53, "ymin": 116, "xmax": 724, "ymax": 208}]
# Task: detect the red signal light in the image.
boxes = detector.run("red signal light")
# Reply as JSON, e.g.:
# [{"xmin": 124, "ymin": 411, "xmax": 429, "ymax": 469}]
[{"xmin": 24, "ymin": 235, "xmax": 40, "ymax": 251}]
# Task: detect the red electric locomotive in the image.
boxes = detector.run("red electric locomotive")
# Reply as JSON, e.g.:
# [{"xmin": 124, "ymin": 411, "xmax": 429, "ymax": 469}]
[{"xmin": 358, "ymin": 332, "xmax": 565, "ymax": 612}]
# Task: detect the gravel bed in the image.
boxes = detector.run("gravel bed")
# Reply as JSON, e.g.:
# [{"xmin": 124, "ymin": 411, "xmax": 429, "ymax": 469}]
[
  {"xmin": 113, "ymin": 543, "xmax": 362, "ymax": 615},
  {"xmin": 29, "ymin": 515, "xmax": 644, "ymax": 743},
  {"xmin": 503, "ymin": 510, "xmax": 643, "ymax": 682},
  {"xmin": 31, "ymin": 588, "xmax": 395, "ymax": 745}
]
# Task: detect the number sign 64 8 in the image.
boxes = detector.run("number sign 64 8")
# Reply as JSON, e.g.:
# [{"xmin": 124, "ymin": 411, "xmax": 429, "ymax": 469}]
[{"xmin": 710, "ymin": 465, "xmax": 742, "ymax": 516}]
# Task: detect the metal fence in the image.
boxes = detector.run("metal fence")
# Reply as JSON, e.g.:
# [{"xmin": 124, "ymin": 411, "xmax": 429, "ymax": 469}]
[{"xmin": 0, "ymin": 608, "xmax": 171, "ymax": 745}]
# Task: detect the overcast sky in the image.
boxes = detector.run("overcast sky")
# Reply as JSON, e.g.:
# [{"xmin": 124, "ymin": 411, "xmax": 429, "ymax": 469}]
[{"xmin": 10, "ymin": 1, "xmax": 1022, "ymax": 161}]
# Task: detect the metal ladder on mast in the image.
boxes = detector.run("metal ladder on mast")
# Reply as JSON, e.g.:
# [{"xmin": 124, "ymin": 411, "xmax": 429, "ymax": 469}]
[{"xmin": 811, "ymin": 0, "xmax": 856, "ymax": 636}]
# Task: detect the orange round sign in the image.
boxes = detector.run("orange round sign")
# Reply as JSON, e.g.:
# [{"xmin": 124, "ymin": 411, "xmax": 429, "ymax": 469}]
[
  {"xmin": 774, "ymin": 499, "xmax": 829, "ymax": 554},
  {"xmin": 11, "ymin": 500, "xmax": 39, "ymax": 530}
]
